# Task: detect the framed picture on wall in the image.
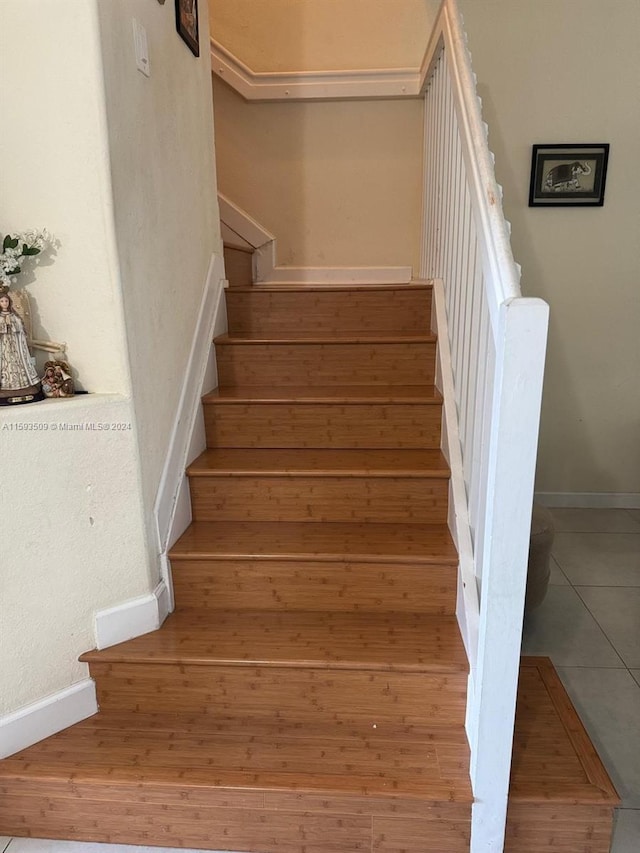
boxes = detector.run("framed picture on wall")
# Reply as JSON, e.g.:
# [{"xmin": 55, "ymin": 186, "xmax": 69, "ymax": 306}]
[
  {"xmin": 175, "ymin": 0, "xmax": 199, "ymax": 56},
  {"xmin": 529, "ymin": 144, "xmax": 610, "ymax": 207}
]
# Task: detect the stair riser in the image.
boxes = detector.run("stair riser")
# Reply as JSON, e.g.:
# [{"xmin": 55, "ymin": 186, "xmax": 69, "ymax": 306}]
[
  {"xmin": 189, "ymin": 476, "xmax": 449, "ymax": 524},
  {"xmin": 0, "ymin": 797, "xmax": 371, "ymax": 853},
  {"xmin": 216, "ymin": 342, "xmax": 436, "ymax": 386},
  {"xmin": 226, "ymin": 289, "xmax": 433, "ymax": 337},
  {"xmin": 88, "ymin": 662, "xmax": 467, "ymax": 727},
  {"xmin": 171, "ymin": 560, "xmax": 457, "ymax": 614},
  {"xmin": 204, "ymin": 402, "xmax": 442, "ymax": 449},
  {"xmin": 0, "ymin": 781, "xmax": 471, "ymax": 817},
  {"xmin": 0, "ymin": 795, "xmax": 471, "ymax": 853},
  {"xmin": 223, "ymin": 246, "xmax": 253, "ymax": 289}
]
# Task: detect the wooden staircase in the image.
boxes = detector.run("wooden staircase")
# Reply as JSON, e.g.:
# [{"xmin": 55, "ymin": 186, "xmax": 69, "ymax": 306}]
[{"xmin": 0, "ymin": 282, "xmax": 619, "ymax": 852}]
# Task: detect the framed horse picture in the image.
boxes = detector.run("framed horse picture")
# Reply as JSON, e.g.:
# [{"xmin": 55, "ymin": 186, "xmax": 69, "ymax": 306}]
[
  {"xmin": 529, "ymin": 144, "xmax": 610, "ymax": 207},
  {"xmin": 175, "ymin": 0, "xmax": 199, "ymax": 56}
]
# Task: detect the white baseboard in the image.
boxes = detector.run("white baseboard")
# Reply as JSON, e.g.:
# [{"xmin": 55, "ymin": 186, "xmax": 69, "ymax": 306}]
[
  {"xmin": 263, "ymin": 266, "xmax": 413, "ymax": 286},
  {"xmin": 153, "ymin": 253, "xmax": 227, "ymax": 609},
  {"xmin": 95, "ymin": 581, "xmax": 170, "ymax": 650},
  {"xmin": 535, "ymin": 492, "xmax": 640, "ymax": 509},
  {"xmin": 0, "ymin": 679, "xmax": 97, "ymax": 759}
]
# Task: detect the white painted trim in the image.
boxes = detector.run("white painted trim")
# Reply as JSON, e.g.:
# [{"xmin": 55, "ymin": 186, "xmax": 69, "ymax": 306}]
[
  {"xmin": 153, "ymin": 253, "xmax": 227, "ymax": 609},
  {"xmin": 536, "ymin": 491, "xmax": 640, "ymax": 509},
  {"xmin": 221, "ymin": 222, "xmax": 254, "ymax": 252},
  {"xmin": 218, "ymin": 193, "xmax": 274, "ymax": 249},
  {"xmin": 432, "ymin": 280, "xmax": 479, "ymax": 679},
  {"xmin": 470, "ymin": 298, "xmax": 549, "ymax": 853},
  {"xmin": 217, "ymin": 194, "xmax": 410, "ymax": 286},
  {"xmin": 0, "ymin": 679, "xmax": 97, "ymax": 759},
  {"xmin": 95, "ymin": 581, "xmax": 170, "ymax": 650},
  {"xmin": 263, "ymin": 266, "xmax": 413, "ymax": 286},
  {"xmin": 211, "ymin": 38, "xmax": 421, "ymax": 101},
  {"xmin": 421, "ymin": 1, "xmax": 521, "ymax": 321}
]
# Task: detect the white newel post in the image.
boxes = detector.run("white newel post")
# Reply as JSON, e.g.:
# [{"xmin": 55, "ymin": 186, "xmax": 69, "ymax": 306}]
[{"xmin": 469, "ymin": 297, "xmax": 549, "ymax": 852}]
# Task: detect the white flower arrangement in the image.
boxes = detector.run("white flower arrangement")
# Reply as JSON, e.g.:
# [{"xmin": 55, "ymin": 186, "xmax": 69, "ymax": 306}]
[{"xmin": 0, "ymin": 229, "xmax": 52, "ymax": 286}]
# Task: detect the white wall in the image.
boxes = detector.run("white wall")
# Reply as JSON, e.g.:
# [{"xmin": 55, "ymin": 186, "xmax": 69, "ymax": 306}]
[
  {"xmin": 0, "ymin": 396, "xmax": 149, "ymax": 714},
  {"xmin": 459, "ymin": 0, "xmax": 640, "ymax": 497},
  {"xmin": 0, "ymin": 0, "xmax": 150, "ymax": 716},
  {"xmin": 0, "ymin": 0, "xmax": 130, "ymax": 393},
  {"xmin": 0, "ymin": 0, "xmax": 222, "ymax": 717},
  {"xmin": 97, "ymin": 0, "xmax": 222, "ymax": 545}
]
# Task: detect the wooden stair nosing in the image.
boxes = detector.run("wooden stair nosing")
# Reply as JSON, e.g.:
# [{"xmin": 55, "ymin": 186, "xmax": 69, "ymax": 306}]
[
  {"xmin": 228, "ymin": 283, "xmax": 434, "ymax": 293},
  {"xmin": 168, "ymin": 521, "xmax": 459, "ymax": 565},
  {"xmin": 80, "ymin": 610, "xmax": 468, "ymax": 674},
  {"xmin": 186, "ymin": 448, "xmax": 450, "ymax": 479},
  {"xmin": 202, "ymin": 384, "xmax": 443, "ymax": 404},
  {"xmin": 214, "ymin": 333, "xmax": 437, "ymax": 345}
]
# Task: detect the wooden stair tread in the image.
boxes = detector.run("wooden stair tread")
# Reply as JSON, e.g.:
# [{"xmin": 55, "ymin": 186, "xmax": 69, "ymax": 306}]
[
  {"xmin": 0, "ymin": 711, "xmax": 471, "ymax": 804},
  {"xmin": 187, "ymin": 448, "xmax": 449, "ymax": 477},
  {"xmin": 170, "ymin": 521, "xmax": 458, "ymax": 564},
  {"xmin": 214, "ymin": 333, "xmax": 437, "ymax": 344},
  {"xmin": 80, "ymin": 610, "xmax": 468, "ymax": 672},
  {"xmin": 203, "ymin": 384, "xmax": 442, "ymax": 404},
  {"xmin": 230, "ymin": 283, "xmax": 432, "ymax": 292},
  {"xmin": 509, "ymin": 658, "xmax": 620, "ymax": 806}
]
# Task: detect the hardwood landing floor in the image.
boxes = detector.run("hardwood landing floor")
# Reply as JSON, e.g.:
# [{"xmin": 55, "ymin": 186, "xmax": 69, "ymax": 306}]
[{"xmin": 0, "ymin": 658, "xmax": 618, "ymax": 853}]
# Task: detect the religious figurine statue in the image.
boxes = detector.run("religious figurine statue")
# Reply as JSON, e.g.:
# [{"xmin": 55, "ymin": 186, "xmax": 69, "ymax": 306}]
[
  {"xmin": 0, "ymin": 287, "xmax": 43, "ymax": 405},
  {"xmin": 41, "ymin": 359, "xmax": 75, "ymax": 398}
]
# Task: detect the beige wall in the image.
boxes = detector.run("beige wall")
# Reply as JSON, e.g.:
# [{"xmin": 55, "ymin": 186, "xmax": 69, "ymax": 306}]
[
  {"xmin": 213, "ymin": 79, "xmax": 424, "ymax": 270},
  {"xmin": 98, "ymin": 0, "xmax": 222, "ymax": 530},
  {"xmin": 209, "ymin": 1, "xmax": 436, "ymax": 273},
  {"xmin": 209, "ymin": 0, "xmax": 439, "ymax": 72},
  {"xmin": 459, "ymin": 0, "xmax": 640, "ymax": 496}
]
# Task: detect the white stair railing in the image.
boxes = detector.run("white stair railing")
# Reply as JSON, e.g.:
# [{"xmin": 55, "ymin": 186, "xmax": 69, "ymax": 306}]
[{"xmin": 420, "ymin": 2, "xmax": 549, "ymax": 851}]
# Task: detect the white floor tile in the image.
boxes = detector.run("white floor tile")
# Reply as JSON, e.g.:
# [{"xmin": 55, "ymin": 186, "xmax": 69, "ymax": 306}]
[
  {"xmin": 552, "ymin": 532, "xmax": 640, "ymax": 586},
  {"xmin": 612, "ymin": 809, "xmax": 640, "ymax": 853},
  {"xmin": 549, "ymin": 555, "xmax": 570, "ymax": 585},
  {"xmin": 4, "ymin": 842, "xmax": 238, "ymax": 853},
  {"xmin": 558, "ymin": 668, "xmax": 640, "ymax": 809},
  {"xmin": 550, "ymin": 508, "xmax": 640, "ymax": 534},
  {"xmin": 522, "ymin": 585, "xmax": 623, "ymax": 667},
  {"xmin": 1, "ymin": 839, "xmax": 11, "ymax": 853},
  {"xmin": 577, "ymin": 587, "xmax": 640, "ymax": 668},
  {"xmin": 631, "ymin": 670, "xmax": 640, "ymax": 689}
]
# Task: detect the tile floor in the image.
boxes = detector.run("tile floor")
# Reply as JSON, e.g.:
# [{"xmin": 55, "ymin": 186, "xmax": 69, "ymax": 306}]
[
  {"xmin": 522, "ymin": 507, "xmax": 640, "ymax": 852},
  {"xmin": 2, "ymin": 507, "xmax": 639, "ymax": 853}
]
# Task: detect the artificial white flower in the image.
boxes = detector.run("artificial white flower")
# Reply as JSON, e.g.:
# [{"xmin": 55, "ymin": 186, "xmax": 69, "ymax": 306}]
[{"xmin": 0, "ymin": 230, "xmax": 52, "ymax": 285}]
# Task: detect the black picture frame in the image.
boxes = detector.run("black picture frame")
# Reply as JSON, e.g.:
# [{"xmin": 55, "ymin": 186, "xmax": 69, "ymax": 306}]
[
  {"xmin": 175, "ymin": 0, "xmax": 199, "ymax": 56},
  {"xmin": 529, "ymin": 144, "xmax": 610, "ymax": 207}
]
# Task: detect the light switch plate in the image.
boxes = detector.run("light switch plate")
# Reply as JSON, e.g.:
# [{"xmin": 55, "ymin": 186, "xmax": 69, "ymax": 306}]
[{"xmin": 132, "ymin": 18, "xmax": 151, "ymax": 77}]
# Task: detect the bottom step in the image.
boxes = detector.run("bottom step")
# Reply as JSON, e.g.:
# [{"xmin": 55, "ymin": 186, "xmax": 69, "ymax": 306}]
[
  {"xmin": 0, "ymin": 716, "xmax": 472, "ymax": 852},
  {"xmin": 0, "ymin": 658, "xmax": 618, "ymax": 853},
  {"xmin": 505, "ymin": 657, "xmax": 619, "ymax": 853}
]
